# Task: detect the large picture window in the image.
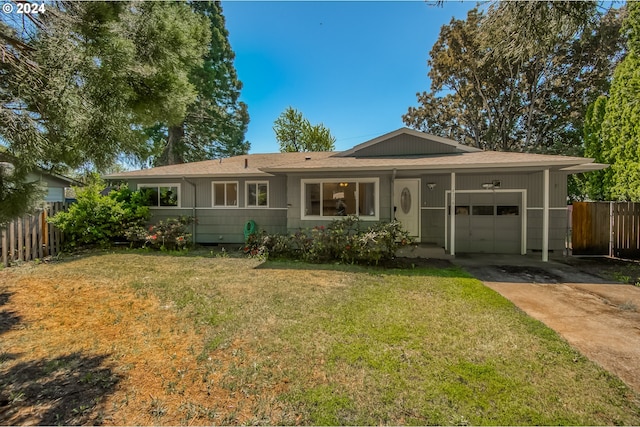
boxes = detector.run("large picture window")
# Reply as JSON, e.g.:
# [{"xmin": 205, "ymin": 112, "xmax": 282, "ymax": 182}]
[
  {"xmin": 246, "ymin": 182, "xmax": 268, "ymax": 207},
  {"xmin": 212, "ymin": 182, "xmax": 238, "ymax": 207},
  {"xmin": 139, "ymin": 184, "xmax": 180, "ymax": 207},
  {"xmin": 302, "ymin": 179, "xmax": 378, "ymax": 220}
]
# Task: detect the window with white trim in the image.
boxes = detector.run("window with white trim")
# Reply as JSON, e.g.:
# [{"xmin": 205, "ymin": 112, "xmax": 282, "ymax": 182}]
[
  {"xmin": 302, "ymin": 179, "xmax": 378, "ymax": 219},
  {"xmin": 139, "ymin": 184, "xmax": 180, "ymax": 207},
  {"xmin": 212, "ymin": 182, "xmax": 238, "ymax": 207},
  {"xmin": 246, "ymin": 181, "xmax": 268, "ymax": 207}
]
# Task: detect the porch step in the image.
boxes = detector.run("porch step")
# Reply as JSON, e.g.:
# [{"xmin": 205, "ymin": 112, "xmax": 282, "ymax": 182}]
[{"xmin": 396, "ymin": 244, "xmax": 454, "ymax": 260}]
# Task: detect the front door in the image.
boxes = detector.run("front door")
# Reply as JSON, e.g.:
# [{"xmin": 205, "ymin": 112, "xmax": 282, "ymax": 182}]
[{"xmin": 394, "ymin": 179, "xmax": 420, "ymax": 238}]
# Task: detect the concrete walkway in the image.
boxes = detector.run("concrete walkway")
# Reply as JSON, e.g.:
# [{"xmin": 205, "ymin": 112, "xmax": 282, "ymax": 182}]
[{"xmin": 453, "ymin": 254, "xmax": 640, "ymax": 394}]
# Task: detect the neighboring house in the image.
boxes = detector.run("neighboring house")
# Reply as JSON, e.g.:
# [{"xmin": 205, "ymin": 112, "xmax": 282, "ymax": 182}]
[
  {"xmin": 104, "ymin": 128, "xmax": 606, "ymax": 260},
  {"xmin": 26, "ymin": 169, "xmax": 81, "ymax": 203}
]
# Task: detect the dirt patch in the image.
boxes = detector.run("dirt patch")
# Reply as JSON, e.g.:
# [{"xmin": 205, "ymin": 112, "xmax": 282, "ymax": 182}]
[
  {"xmin": 484, "ymin": 281, "xmax": 640, "ymax": 394},
  {"xmin": 0, "ymin": 271, "xmax": 285, "ymax": 425}
]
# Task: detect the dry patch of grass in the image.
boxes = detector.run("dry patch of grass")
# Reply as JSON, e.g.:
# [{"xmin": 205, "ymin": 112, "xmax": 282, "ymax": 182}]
[{"xmin": 0, "ymin": 251, "xmax": 639, "ymax": 425}]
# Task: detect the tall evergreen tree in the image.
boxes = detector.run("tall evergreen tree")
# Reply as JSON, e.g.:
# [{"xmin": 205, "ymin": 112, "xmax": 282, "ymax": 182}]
[
  {"xmin": 599, "ymin": 3, "xmax": 640, "ymax": 201},
  {"xmin": 0, "ymin": 1, "xmax": 210, "ymax": 222},
  {"xmin": 154, "ymin": 1, "xmax": 250, "ymax": 166},
  {"xmin": 583, "ymin": 96, "xmax": 611, "ymax": 200}
]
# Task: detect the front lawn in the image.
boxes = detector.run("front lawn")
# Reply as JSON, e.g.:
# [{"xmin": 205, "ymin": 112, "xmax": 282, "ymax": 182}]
[{"xmin": 0, "ymin": 252, "xmax": 638, "ymax": 425}]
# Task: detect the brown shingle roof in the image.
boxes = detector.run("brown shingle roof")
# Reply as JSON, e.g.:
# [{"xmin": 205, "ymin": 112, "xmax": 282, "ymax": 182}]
[
  {"xmin": 262, "ymin": 151, "xmax": 601, "ymax": 172},
  {"xmin": 103, "ymin": 152, "xmax": 334, "ymax": 179}
]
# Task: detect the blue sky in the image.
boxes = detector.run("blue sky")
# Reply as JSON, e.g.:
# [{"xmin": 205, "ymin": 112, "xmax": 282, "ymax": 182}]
[{"xmin": 222, "ymin": 1, "xmax": 477, "ymax": 153}]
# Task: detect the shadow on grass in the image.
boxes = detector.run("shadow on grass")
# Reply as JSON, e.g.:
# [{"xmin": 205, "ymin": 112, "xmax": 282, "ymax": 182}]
[
  {"xmin": 0, "ymin": 291, "xmax": 21, "ymax": 337},
  {"xmin": 0, "ymin": 293, "xmax": 119, "ymax": 425},
  {"xmin": 256, "ymin": 258, "xmax": 472, "ymax": 278},
  {"xmin": 0, "ymin": 352, "xmax": 120, "ymax": 425}
]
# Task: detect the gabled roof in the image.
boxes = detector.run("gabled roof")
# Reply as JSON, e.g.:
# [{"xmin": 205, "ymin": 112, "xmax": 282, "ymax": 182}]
[
  {"xmin": 335, "ymin": 127, "xmax": 481, "ymax": 157},
  {"xmin": 103, "ymin": 128, "xmax": 607, "ymax": 179},
  {"xmin": 0, "ymin": 151, "xmax": 82, "ymax": 186}
]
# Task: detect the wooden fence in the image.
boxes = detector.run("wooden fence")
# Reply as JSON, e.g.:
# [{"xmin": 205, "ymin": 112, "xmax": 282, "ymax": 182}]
[
  {"xmin": 572, "ymin": 201, "xmax": 640, "ymax": 258},
  {"xmin": 1, "ymin": 202, "xmax": 67, "ymax": 267}
]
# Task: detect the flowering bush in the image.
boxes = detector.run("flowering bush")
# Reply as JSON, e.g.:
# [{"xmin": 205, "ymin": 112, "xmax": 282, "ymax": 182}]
[
  {"xmin": 245, "ymin": 216, "xmax": 413, "ymax": 265},
  {"xmin": 125, "ymin": 216, "xmax": 193, "ymax": 250}
]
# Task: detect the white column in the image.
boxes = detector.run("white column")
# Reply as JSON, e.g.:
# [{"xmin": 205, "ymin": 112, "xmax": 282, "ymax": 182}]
[
  {"xmin": 542, "ymin": 168, "xmax": 549, "ymax": 262},
  {"xmin": 450, "ymin": 171, "xmax": 456, "ymax": 256}
]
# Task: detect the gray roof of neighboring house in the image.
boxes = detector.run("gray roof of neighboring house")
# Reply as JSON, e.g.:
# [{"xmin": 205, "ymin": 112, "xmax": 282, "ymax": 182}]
[{"xmin": 103, "ymin": 128, "xmax": 607, "ymax": 179}]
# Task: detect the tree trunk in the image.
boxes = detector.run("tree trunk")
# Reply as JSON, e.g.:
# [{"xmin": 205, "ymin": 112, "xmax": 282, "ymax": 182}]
[{"xmin": 162, "ymin": 124, "xmax": 185, "ymax": 165}]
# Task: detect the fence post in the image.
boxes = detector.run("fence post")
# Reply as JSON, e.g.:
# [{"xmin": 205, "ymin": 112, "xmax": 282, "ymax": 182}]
[
  {"xmin": 609, "ymin": 201, "xmax": 613, "ymax": 258},
  {"xmin": 1, "ymin": 227, "xmax": 7, "ymax": 267}
]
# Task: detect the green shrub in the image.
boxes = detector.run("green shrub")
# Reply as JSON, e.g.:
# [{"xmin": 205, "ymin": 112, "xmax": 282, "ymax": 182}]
[
  {"xmin": 245, "ymin": 216, "xmax": 413, "ymax": 265},
  {"xmin": 48, "ymin": 181, "xmax": 150, "ymax": 248},
  {"xmin": 125, "ymin": 216, "xmax": 193, "ymax": 250}
]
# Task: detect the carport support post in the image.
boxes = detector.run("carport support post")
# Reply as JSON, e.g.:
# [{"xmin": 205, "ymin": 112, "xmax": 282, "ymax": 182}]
[
  {"xmin": 542, "ymin": 168, "xmax": 549, "ymax": 262},
  {"xmin": 450, "ymin": 171, "xmax": 456, "ymax": 256}
]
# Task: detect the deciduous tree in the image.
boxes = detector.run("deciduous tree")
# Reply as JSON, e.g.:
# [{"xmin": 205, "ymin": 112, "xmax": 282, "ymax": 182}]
[
  {"xmin": 274, "ymin": 107, "xmax": 335, "ymax": 152},
  {"xmin": 404, "ymin": 4, "xmax": 625, "ymax": 156}
]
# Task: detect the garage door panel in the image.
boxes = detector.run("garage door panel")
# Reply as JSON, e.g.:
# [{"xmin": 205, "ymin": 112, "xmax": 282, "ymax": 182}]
[
  {"xmin": 495, "ymin": 192, "xmax": 520, "ymax": 204},
  {"xmin": 450, "ymin": 191, "xmax": 522, "ymax": 254},
  {"xmin": 471, "ymin": 228, "xmax": 494, "ymax": 240}
]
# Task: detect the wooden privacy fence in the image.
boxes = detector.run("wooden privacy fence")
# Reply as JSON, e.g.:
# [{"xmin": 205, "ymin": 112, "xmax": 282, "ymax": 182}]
[
  {"xmin": 1, "ymin": 202, "xmax": 67, "ymax": 267},
  {"xmin": 572, "ymin": 201, "xmax": 640, "ymax": 258}
]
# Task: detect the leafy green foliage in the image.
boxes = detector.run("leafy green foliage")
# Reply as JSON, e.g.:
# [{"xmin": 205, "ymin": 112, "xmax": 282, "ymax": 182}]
[
  {"xmin": 48, "ymin": 182, "xmax": 150, "ymax": 248},
  {"xmin": 245, "ymin": 216, "xmax": 412, "ymax": 265},
  {"xmin": 583, "ymin": 96, "xmax": 613, "ymax": 200},
  {"xmin": 273, "ymin": 107, "xmax": 336, "ymax": 152},
  {"xmin": 0, "ymin": 161, "xmax": 45, "ymax": 227},
  {"xmin": 596, "ymin": 3, "xmax": 640, "ymax": 201},
  {"xmin": 125, "ymin": 216, "xmax": 193, "ymax": 250},
  {"xmin": 151, "ymin": 1, "xmax": 250, "ymax": 166},
  {"xmin": 403, "ymin": 4, "xmax": 625, "ymax": 158},
  {"xmin": 0, "ymin": 1, "xmax": 213, "ymax": 219}
]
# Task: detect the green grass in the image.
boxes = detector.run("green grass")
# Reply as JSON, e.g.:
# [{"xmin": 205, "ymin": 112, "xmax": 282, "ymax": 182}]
[{"xmin": 7, "ymin": 252, "xmax": 640, "ymax": 425}]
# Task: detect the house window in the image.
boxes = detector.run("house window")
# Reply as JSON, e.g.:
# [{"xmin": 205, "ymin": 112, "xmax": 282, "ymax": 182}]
[
  {"xmin": 497, "ymin": 205, "xmax": 519, "ymax": 215},
  {"xmin": 212, "ymin": 182, "xmax": 238, "ymax": 207},
  {"xmin": 246, "ymin": 182, "xmax": 268, "ymax": 207},
  {"xmin": 472, "ymin": 205, "xmax": 494, "ymax": 215},
  {"xmin": 139, "ymin": 184, "xmax": 180, "ymax": 207},
  {"xmin": 302, "ymin": 179, "xmax": 378, "ymax": 219}
]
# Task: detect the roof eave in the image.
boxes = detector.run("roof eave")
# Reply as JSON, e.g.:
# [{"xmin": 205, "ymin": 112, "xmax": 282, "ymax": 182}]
[
  {"xmin": 261, "ymin": 160, "xmax": 596, "ymax": 173},
  {"xmin": 560, "ymin": 163, "xmax": 609, "ymax": 173},
  {"xmin": 103, "ymin": 172, "xmax": 273, "ymax": 180}
]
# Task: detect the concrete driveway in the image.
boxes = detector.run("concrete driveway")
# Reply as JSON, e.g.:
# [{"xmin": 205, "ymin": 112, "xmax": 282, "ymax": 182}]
[{"xmin": 453, "ymin": 254, "xmax": 640, "ymax": 394}]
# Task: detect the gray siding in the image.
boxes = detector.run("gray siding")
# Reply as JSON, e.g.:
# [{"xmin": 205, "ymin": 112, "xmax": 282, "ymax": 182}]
[
  {"xmin": 124, "ymin": 169, "xmax": 570, "ymax": 251},
  {"xmin": 352, "ymin": 134, "xmax": 458, "ymax": 157},
  {"xmin": 128, "ymin": 176, "xmax": 287, "ymax": 209},
  {"xmin": 527, "ymin": 209, "xmax": 568, "ymax": 252},
  {"xmin": 27, "ymin": 172, "xmax": 69, "ymax": 203},
  {"xmin": 418, "ymin": 171, "xmax": 567, "ymax": 209},
  {"xmin": 196, "ymin": 209, "xmax": 287, "ymax": 243},
  {"xmin": 418, "ymin": 171, "xmax": 568, "ymax": 251},
  {"xmin": 143, "ymin": 208, "xmax": 286, "ymax": 244},
  {"xmin": 127, "ymin": 177, "xmax": 288, "ymax": 244}
]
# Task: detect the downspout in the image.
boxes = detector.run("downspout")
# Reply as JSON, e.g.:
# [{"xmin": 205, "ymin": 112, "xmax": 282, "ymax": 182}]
[
  {"xmin": 391, "ymin": 169, "xmax": 397, "ymax": 221},
  {"xmin": 182, "ymin": 177, "xmax": 197, "ymax": 247}
]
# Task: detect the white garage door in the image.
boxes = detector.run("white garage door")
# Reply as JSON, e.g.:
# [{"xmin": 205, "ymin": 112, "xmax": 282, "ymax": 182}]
[{"xmin": 448, "ymin": 192, "xmax": 522, "ymax": 254}]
